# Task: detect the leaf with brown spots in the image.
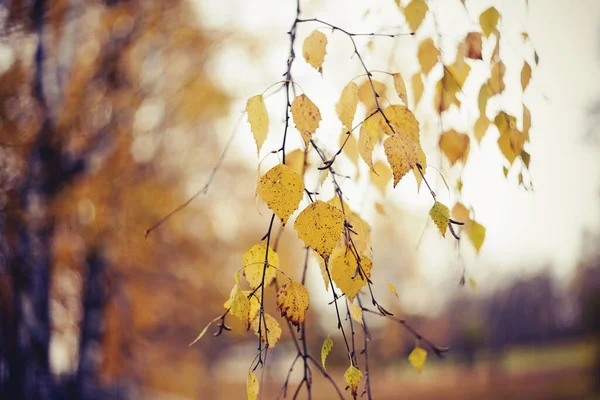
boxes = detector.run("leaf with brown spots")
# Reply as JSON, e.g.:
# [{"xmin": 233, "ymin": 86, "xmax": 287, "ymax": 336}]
[{"xmin": 276, "ymin": 281, "xmax": 309, "ymax": 328}]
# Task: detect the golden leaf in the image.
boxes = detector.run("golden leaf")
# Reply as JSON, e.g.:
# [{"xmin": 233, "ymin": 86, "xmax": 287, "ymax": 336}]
[
  {"xmin": 321, "ymin": 335, "xmax": 333, "ymax": 370},
  {"xmin": 276, "ymin": 281, "xmax": 310, "ymax": 328},
  {"xmin": 224, "ymin": 290, "xmax": 260, "ymax": 322},
  {"xmin": 284, "ymin": 148, "xmax": 307, "ymax": 176},
  {"xmin": 387, "ymin": 282, "xmax": 399, "ymax": 297},
  {"xmin": 349, "ymin": 303, "xmax": 364, "ymax": 326},
  {"xmin": 358, "ymin": 79, "xmax": 387, "ymax": 111},
  {"xmin": 340, "ymin": 130, "xmax": 359, "ymax": 166},
  {"xmin": 246, "ymin": 94, "xmax": 269, "ymax": 155},
  {"xmin": 411, "ymin": 72, "xmax": 424, "ymax": 107},
  {"xmin": 392, "ymin": 73, "xmax": 408, "ymax": 105},
  {"xmin": 370, "ymin": 160, "xmax": 392, "ymax": 194},
  {"xmin": 439, "ymin": 130, "xmax": 470, "ymax": 165},
  {"xmin": 303, "ymin": 30, "xmax": 327, "ymax": 73},
  {"xmin": 451, "ymin": 202, "xmax": 470, "ymax": 223},
  {"xmin": 251, "ymin": 312, "xmax": 282, "ymax": 348},
  {"xmin": 257, "ymin": 164, "xmax": 304, "ymax": 225},
  {"xmin": 358, "ymin": 114, "xmax": 380, "ymax": 172},
  {"xmin": 404, "ymin": 0, "xmax": 428, "ymax": 32},
  {"xmin": 429, "ymin": 201, "xmax": 450, "ymax": 237},
  {"xmin": 380, "ymin": 105, "xmax": 420, "ymax": 142},
  {"xmin": 314, "ymin": 252, "xmax": 330, "ymax": 291},
  {"xmin": 291, "ymin": 94, "xmax": 322, "ymax": 145},
  {"xmin": 523, "ymin": 105, "xmax": 531, "ymax": 142},
  {"xmin": 417, "ymin": 38, "xmax": 440, "ymax": 76},
  {"xmin": 344, "ymin": 365, "xmax": 362, "ymax": 396},
  {"xmin": 434, "ymin": 73, "xmax": 461, "ymax": 114},
  {"xmin": 384, "ymin": 133, "xmax": 421, "ymax": 187},
  {"xmin": 466, "ymin": 219, "xmax": 486, "ymax": 253},
  {"xmin": 229, "ymin": 285, "xmax": 251, "ymax": 328},
  {"xmin": 474, "ymin": 116, "xmax": 490, "ymax": 143},
  {"xmin": 521, "ymin": 61, "xmax": 532, "ymax": 91},
  {"xmin": 488, "ymin": 61, "xmax": 506, "ymax": 95},
  {"xmin": 408, "ymin": 347, "xmax": 427, "ymax": 372},
  {"xmin": 479, "ymin": 6, "xmax": 500, "ymax": 37},
  {"xmin": 330, "ymin": 246, "xmax": 372, "ymax": 302},
  {"xmin": 465, "ymin": 32, "xmax": 483, "ymax": 60},
  {"xmin": 294, "ymin": 201, "xmax": 345, "ymax": 259},
  {"xmin": 478, "ymin": 84, "xmax": 491, "ymax": 115},
  {"xmin": 247, "ymin": 370, "xmax": 259, "ymax": 400},
  {"xmin": 336, "ymin": 82, "xmax": 359, "ymax": 129},
  {"xmin": 242, "ymin": 244, "xmax": 279, "ymax": 289}
]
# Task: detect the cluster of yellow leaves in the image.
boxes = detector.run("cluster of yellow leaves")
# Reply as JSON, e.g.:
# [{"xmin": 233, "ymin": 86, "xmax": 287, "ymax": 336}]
[{"xmin": 276, "ymin": 281, "xmax": 310, "ymax": 328}]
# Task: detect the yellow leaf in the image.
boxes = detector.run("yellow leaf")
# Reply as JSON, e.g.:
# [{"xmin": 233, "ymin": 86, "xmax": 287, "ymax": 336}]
[
  {"xmin": 257, "ymin": 164, "xmax": 304, "ymax": 226},
  {"xmin": 408, "ymin": 347, "xmax": 427, "ymax": 372},
  {"xmin": 469, "ymin": 277, "xmax": 478, "ymax": 292},
  {"xmin": 467, "ymin": 219, "xmax": 486, "ymax": 253},
  {"xmin": 285, "ymin": 148, "xmax": 307, "ymax": 176},
  {"xmin": 509, "ymin": 129, "xmax": 525, "ymax": 155},
  {"xmin": 479, "ymin": 6, "xmax": 500, "ymax": 37},
  {"xmin": 247, "ymin": 370, "xmax": 259, "ymax": 400},
  {"xmin": 417, "ymin": 38, "xmax": 440, "ymax": 76},
  {"xmin": 294, "ymin": 200, "xmax": 345, "ymax": 259},
  {"xmin": 434, "ymin": 74, "xmax": 461, "ymax": 114},
  {"xmin": 523, "ymin": 105, "xmax": 531, "ymax": 142},
  {"xmin": 242, "ymin": 244, "xmax": 279, "ymax": 289},
  {"xmin": 276, "ymin": 281, "xmax": 310, "ymax": 328},
  {"xmin": 349, "ymin": 303, "xmax": 364, "ymax": 326},
  {"xmin": 291, "ymin": 94, "xmax": 322, "ymax": 145},
  {"xmin": 303, "ymin": 30, "xmax": 327, "ymax": 73},
  {"xmin": 451, "ymin": 202, "xmax": 470, "ymax": 223},
  {"xmin": 465, "ymin": 32, "xmax": 482, "ymax": 60},
  {"xmin": 404, "ymin": 0, "xmax": 428, "ymax": 32},
  {"xmin": 429, "ymin": 201, "xmax": 450, "ymax": 237},
  {"xmin": 319, "ymin": 169, "xmax": 329, "ymax": 187},
  {"xmin": 331, "ymin": 246, "xmax": 372, "ymax": 302},
  {"xmin": 488, "ymin": 61, "xmax": 506, "ymax": 95},
  {"xmin": 246, "ymin": 94, "xmax": 269, "ymax": 155},
  {"xmin": 370, "ymin": 160, "xmax": 392, "ymax": 194},
  {"xmin": 380, "ymin": 105, "xmax": 420, "ymax": 140},
  {"xmin": 314, "ymin": 252, "xmax": 330, "ymax": 291},
  {"xmin": 384, "ymin": 133, "xmax": 420, "ymax": 187},
  {"xmin": 224, "ymin": 290, "xmax": 260, "ymax": 322},
  {"xmin": 340, "ymin": 130, "xmax": 359, "ymax": 166},
  {"xmin": 478, "ymin": 84, "xmax": 491, "ymax": 115},
  {"xmin": 358, "ymin": 114, "xmax": 380, "ymax": 172},
  {"xmin": 251, "ymin": 312, "xmax": 282, "ymax": 348},
  {"xmin": 375, "ymin": 202, "xmax": 387, "ymax": 216},
  {"xmin": 521, "ymin": 61, "xmax": 532, "ymax": 91},
  {"xmin": 387, "ymin": 282, "xmax": 399, "ymax": 297},
  {"xmin": 321, "ymin": 335, "xmax": 333, "ymax": 370},
  {"xmin": 392, "ymin": 73, "xmax": 408, "ymax": 105},
  {"xmin": 439, "ymin": 130, "xmax": 470, "ymax": 165},
  {"xmin": 230, "ymin": 285, "xmax": 251, "ymax": 328},
  {"xmin": 474, "ymin": 116, "xmax": 490, "ymax": 144},
  {"xmin": 336, "ymin": 82, "xmax": 359, "ymax": 129},
  {"xmin": 411, "ymin": 72, "xmax": 424, "ymax": 107},
  {"xmin": 344, "ymin": 365, "xmax": 362, "ymax": 396},
  {"xmin": 358, "ymin": 79, "xmax": 387, "ymax": 111}
]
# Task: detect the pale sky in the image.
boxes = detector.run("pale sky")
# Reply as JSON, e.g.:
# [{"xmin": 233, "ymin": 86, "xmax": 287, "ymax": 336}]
[{"xmin": 191, "ymin": 0, "xmax": 600, "ymax": 313}]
